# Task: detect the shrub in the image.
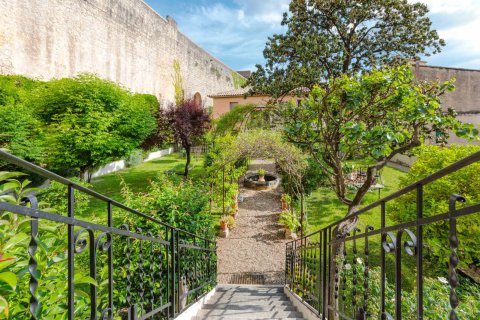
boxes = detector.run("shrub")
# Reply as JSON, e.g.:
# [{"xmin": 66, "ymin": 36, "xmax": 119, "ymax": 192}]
[
  {"xmin": 392, "ymin": 145, "xmax": 480, "ymax": 269},
  {"xmin": 0, "ymin": 76, "xmax": 44, "ymax": 163},
  {"xmin": 0, "ymin": 172, "xmax": 94, "ymax": 319},
  {"xmin": 125, "ymin": 149, "xmax": 144, "ymax": 167},
  {"xmin": 121, "ymin": 175, "xmax": 214, "ymax": 236},
  {"xmin": 31, "ymin": 74, "xmax": 156, "ymax": 179},
  {"xmin": 279, "ymin": 210, "xmax": 300, "ymax": 231}
]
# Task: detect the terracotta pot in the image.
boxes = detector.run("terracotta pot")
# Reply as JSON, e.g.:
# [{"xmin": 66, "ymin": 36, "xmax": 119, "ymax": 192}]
[
  {"xmin": 258, "ymin": 175, "xmax": 265, "ymax": 182},
  {"xmin": 285, "ymin": 228, "xmax": 292, "ymax": 239},
  {"xmin": 219, "ymin": 224, "xmax": 229, "ymax": 238}
]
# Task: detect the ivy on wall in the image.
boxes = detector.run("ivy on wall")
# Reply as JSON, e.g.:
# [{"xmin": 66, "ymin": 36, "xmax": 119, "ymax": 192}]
[
  {"xmin": 231, "ymin": 72, "xmax": 246, "ymax": 90},
  {"xmin": 172, "ymin": 59, "xmax": 184, "ymax": 105}
]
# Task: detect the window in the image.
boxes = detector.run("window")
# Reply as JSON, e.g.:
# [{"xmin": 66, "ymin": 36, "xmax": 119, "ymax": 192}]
[{"xmin": 229, "ymin": 102, "xmax": 239, "ymax": 110}]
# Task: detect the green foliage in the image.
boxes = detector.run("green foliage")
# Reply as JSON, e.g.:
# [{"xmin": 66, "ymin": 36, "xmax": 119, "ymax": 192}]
[
  {"xmin": 392, "ymin": 145, "xmax": 480, "ymax": 268},
  {"xmin": 231, "ymin": 72, "xmax": 246, "ymax": 90},
  {"xmin": 31, "ymin": 74, "xmax": 156, "ymax": 177},
  {"xmin": 38, "ymin": 178, "xmax": 92, "ymax": 216},
  {"xmin": 247, "ymin": 0, "xmax": 445, "ymax": 98},
  {"xmin": 257, "ymin": 168, "xmax": 266, "ymax": 176},
  {"xmin": 0, "ymin": 172, "xmax": 94, "ymax": 319},
  {"xmin": 172, "ymin": 60, "xmax": 184, "ymax": 106},
  {"xmin": 0, "ymin": 76, "xmax": 44, "ymax": 162},
  {"xmin": 125, "ymin": 149, "xmax": 144, "ymax": 168},
  {"xmin": 281, "ymin": 65, "xmax": 477, "ymax": 208},
  {"xmin": 121, "ymin": 175, "xmax": 214, "ymax": 236},
  {"xmin": 213, "ymin": 104, "xmax": 281, "ymax": 136},
  {"xmin": 213, "ymin": 104, "xmax": 257, "ymax": 136},
  {"xmin": 278, "ymin": 210, "xmax": 300, "ymax": 231},
  {"xmin": 339, "ymin": 266, "xmax": 480, "ymax": 319},
  {"xmin": 204, "ymin": 134, "xmax": 247, "ymax": 214}
]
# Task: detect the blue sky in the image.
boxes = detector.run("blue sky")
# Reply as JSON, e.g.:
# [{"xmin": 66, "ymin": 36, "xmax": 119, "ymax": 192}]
[{"xmin": 144, "ymin": 0, "xmax": 480, "ymax": 71}]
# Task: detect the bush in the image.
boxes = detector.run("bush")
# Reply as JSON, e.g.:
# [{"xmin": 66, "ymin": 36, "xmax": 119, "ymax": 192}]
[
  {"xmin": 121, "ymin": 175, "xmax": 214, "ymax": 236},
  {"xmin": 392, "ymin": 145, "xmax": 480, "ymax": 269},
  {"xmin": 0, "ymin": 76, "xmax": 44, "ymax": 163},
  {"xmin": 30, "ymin": 74, "xmax": 157, "ymax": 178},
  {"xmin": 125, "ymin": 149, "xmax": 144, "ymax": 167}
]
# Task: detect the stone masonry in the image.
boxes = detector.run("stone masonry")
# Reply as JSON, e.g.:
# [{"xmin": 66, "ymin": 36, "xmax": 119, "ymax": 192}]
[{"xmin": 0, "ymin": 0, "xmax": 239, "ymax": 106}]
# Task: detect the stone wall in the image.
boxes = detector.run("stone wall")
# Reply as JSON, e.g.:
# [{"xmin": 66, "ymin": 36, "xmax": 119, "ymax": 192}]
[
  {"xmin": 0, "ymin": 0, "xmax": 239, "ymax": 106},
  {"xmin": 413, "ymin": 61, "xmax": 480, "ymax": 145}
]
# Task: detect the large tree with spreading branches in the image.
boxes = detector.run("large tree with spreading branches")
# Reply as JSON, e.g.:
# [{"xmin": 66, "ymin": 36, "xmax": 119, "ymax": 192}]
[{"xmin": 246, "ymin": 0, "xmax": 445, "ymax": 98}]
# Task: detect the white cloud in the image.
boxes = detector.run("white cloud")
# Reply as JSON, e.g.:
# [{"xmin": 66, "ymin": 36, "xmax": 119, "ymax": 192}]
[
  {"xmin": 415, "ymin": 0, "xmax": 480, "ymax": 68},
  {"xmin": 173, "ymin": 1, "xmax": 289, "ymax": 70},
  {"xmin": 172, "ymin": 0, "xmax": 480, "ymax": 70}
]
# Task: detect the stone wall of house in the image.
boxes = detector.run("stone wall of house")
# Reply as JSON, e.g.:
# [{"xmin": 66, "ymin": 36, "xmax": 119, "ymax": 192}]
[
  {"xmin": 0, "ymin": 0, "xmax": 239, "ymax": 106},
  {"xmin": 413, "ymin": 61, "xmax": 480, "ymax": 145}
]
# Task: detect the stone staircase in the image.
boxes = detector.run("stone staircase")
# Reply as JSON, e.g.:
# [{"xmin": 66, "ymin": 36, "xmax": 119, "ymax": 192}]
[{"xmin": 192, "ymin": 285, "xmax": 306, "ymax": 320}]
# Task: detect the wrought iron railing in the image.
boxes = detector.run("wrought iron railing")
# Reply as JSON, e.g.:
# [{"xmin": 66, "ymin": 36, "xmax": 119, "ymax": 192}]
[
  {"xmin": 0, "ymin": 150, "xmax": 216, "ymax": 319},
  {"xmin": 285, "ymin": 151, "xmax": 480, "ymax": 320}
]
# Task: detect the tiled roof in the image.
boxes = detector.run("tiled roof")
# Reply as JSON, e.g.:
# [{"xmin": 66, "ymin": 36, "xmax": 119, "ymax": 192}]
[
  {"xmin": 208, "ymin": 87, "xmax": 311, "ymax": 98},
  {"xmin": 208, "ymin": 88, "xmax": 250, "ymax": 98}
]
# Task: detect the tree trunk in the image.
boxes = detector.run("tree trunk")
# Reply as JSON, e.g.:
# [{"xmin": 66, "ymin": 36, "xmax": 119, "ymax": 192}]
[
  {"xmin": 300, "ymin": 192, "xmax": 305, "ymax": 238},
  {"xmin": 184, "ymin": 146, "xmax": 191, "ymax": 177},
  {"xmin": 328, "ymin": 205, "xmax": 359, "ymax": 320}
]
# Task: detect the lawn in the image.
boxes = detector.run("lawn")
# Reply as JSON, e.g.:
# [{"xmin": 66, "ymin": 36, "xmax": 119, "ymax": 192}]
[
  {"xmin": 85, "ymin": 153, "xmax": 206, "ymax": 217},
  {"xmin": 305, "ymin": 164, "xmax": 407, "ymax": 234}
]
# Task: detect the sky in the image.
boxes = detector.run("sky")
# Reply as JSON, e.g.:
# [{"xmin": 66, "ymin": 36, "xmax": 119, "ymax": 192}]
[{"xmin": 144, "ymin": 0, "xmax": 480, "ymax": 71}]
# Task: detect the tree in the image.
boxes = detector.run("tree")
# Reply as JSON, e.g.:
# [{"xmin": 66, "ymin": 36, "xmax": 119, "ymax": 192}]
[
  {"xmin": 0, "ymin": 76, "xmax": 44, "ymax": 163},
  {"xmin": 282, "ymin": 66, "xmax": 477, "ymax": 215},
  {"xmin": 279, "ymin": 66, "xmax": 478, "ymax": 315},
  {"xmin": 33, "ymin": 74, "xmax": 157, "ymax": 180},
  {"xmin": 247, "ymin": 0, "xmax": 445, "ymax": 98},
  {"xmin": 166, "ymin": 99, "xmax": 210, "ymax": 178}
]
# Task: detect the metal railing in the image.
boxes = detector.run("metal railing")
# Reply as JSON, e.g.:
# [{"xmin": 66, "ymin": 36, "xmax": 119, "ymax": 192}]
[
  {"xmin": 285, "ymin": 151, "xmax": 480, "ymax": 320},
  {"xmin": 0, "ymin": 150, "xmax": 216, "ymax": 319}
]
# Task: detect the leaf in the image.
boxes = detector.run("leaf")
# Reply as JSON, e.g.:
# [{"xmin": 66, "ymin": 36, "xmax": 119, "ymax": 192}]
[
  {"xmin": 74, "ymin": 273, "xmax": 98, "ymax": 287},
  {"xmin": 0, "ymin": 255, "xmax": 16, "ymax": 271},
  {"xmin": 0, "ymin": 172, "xmax": 26, "ymax": 183},
  {"xmin": 0, "ymin": 180, "xmax": 21, "ymax": 193},
  {"xmin": 0, "ymin": 295, "xmax": 8, "ymax": 318},
  {"xmin": 0, "ymin": 272, "xmax": 17, "ymax": 290},
  {"xmin": 3, "ymin": 233, "xmax": 29, "ymax": 251},
  {"xmin": 0, "ymin": 195, "xmax": 17, "ymax": 204}
]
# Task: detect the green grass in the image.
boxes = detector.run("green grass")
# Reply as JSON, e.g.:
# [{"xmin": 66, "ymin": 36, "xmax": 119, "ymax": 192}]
[
  {"xmin": 85, "ymin": 153, "xmax": 206, "ymax": 216},
  {"xmin": 305, "ymin": 165, "xmax": 407, "ymax": 234}
]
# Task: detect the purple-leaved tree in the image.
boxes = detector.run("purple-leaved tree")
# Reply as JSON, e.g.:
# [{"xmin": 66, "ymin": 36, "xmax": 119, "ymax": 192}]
[{"xmin": 166, "ymin": 99, "xmax": 210, "ymax": 177}]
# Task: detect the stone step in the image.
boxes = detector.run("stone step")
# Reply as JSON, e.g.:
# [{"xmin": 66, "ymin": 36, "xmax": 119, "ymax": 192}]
[
  {"xmin": 193, "ymin": 310, "xmax": 304, "ymax": 319},
  {"xmin": 202, "ymin": 301, "xmax": 296, "ymax": 309},
  {"xmin": 192, "ymin": 317, "xmax": 306, "ymax": 320},
  {"xmin": 192, "ymin": 285, "xmax": 306, "ymax": 320},
  {"xmin": 191, "ymin": 316, "xmax": 305, "ymax": 320}
]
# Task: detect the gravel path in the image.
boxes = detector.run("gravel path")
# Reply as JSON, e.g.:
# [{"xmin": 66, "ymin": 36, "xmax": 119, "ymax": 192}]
[{"xmin": 217, "ymin": 160, "xmax": 288, "ymax": 285}]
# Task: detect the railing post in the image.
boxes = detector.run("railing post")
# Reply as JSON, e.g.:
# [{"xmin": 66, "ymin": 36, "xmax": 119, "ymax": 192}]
[
  {"xmin": 128, "ymin": 304, "xmax": 138, "ymax": 320},
  {"xmin": 380, "ymin": 201, "xmax": 386, "ymax": 319},
  {"xmin": 416, "ymin": 185, "xmax": 424, "ymax": 319},
  {"xmin": 170, "ymin": 228, "xmax": 176, "ymax": 317},
  {"xmin": 67, "ymin": 185, "xmax": 75, "ymax": 320}
]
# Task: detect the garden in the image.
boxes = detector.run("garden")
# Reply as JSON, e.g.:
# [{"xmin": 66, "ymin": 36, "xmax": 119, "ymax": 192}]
[{"xmin": 1, "ymin": 0, "xmax": 480, "ymax": 318}]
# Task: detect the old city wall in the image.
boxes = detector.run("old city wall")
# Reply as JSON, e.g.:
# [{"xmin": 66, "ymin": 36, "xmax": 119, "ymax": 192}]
[
  {"xmin": 0, "ymin": 0, "xmax": 238, "ymax": 106},
  {"xmin": 413, "ymin": 62, "xmax": 480, "ymax": 145}
]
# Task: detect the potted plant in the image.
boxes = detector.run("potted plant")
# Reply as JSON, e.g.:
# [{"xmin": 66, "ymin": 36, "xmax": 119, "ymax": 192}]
[
  {"xmin": 281, "ymin": 193, "xmax": 291, "ymax": 211},
  {"xmin": 257, "ymin": 168, "xmax": 267, "ymax": 182},
  {"xmin": 219, "ymin": 215, "xmax": 230, "ymax": 238},
  {"xmin": 279, "ymin": 210, "xmax": 300, "ymax": 239},
  {"xmin": 231, "ymin": 193, "xmax": 239, "ymax": 215}
]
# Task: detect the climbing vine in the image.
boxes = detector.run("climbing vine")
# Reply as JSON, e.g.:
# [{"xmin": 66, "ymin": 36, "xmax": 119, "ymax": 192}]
[
  {"xmin": 231, "ymin": 72, "xmax": 246, "ymax": 90},
  {"xmin": 172, "ymin": 59, "xmax": 184, "ymax": 106}
]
